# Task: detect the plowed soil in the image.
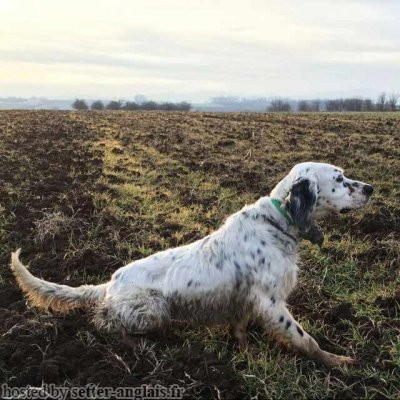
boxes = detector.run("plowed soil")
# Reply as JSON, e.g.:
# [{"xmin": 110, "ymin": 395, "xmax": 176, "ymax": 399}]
[{"xmin": 0, "ymin": 111, "xmax": 399, "ymax": 399}]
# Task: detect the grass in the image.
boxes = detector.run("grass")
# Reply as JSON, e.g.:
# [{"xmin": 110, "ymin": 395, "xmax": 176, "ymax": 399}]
[{"xmin": 0, "ymin": 110, "xmax": 399, "ymax": 399}]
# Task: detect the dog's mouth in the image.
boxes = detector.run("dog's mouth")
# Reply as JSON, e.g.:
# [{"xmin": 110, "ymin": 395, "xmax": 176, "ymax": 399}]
[
  {"xmin": 365, "ymin": 193, "xmax": 373, "ymax": 201},
  {"xmin": 340, "ymin": 197, "xmax": 371, "ymax": 214}
]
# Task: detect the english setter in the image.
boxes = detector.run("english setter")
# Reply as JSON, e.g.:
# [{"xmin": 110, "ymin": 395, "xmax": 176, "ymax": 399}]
[{"xmin": 11, "ymin": 162, "xmax": 373, "ymax": 366}]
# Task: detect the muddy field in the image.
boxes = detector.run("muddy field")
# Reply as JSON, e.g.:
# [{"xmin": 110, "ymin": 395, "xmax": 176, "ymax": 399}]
[{"xmin": 0, "ymin": 110, "xmax": 399, "ymax": 399}]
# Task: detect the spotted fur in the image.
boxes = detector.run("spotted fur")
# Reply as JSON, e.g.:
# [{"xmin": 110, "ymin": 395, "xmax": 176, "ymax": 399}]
[{"xmin": 10, "ymin": 162, "xmax": 373, "ymax": 366}]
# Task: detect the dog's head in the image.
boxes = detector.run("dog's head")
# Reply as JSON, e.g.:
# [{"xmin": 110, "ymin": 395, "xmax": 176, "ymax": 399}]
[{"xmin": 271, "ymin": 162, "xmax": 373, "ymax": 240}]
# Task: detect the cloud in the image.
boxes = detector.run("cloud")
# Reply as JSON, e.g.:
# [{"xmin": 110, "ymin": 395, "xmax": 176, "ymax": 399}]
[{"xmin": 0, "ymin": 0, "xmax": 399, "ymax": 100}]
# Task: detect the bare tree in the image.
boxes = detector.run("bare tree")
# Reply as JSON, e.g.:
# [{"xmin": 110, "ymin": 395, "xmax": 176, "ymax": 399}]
[
  {"xmin": 325, "ymin": 99, "xmax": 343, "ymax": 112},
  {"xmin": 160, "ymin": 102, "xmax": 177, "ymax": 111},
  {"xmin": 91, "ymin": 100, "xmax": 104, "ymax": 110},
  {"xmin": 141, "ymin": 101, "xmax": 158, "ymax": 110},
  {"xmin": 123, "ymin": 101, "xmax": 139, "ymax": 110},
  {"xmin": 310, "ymin": 100, "xmax": 321, "ymax": 112},
  {"xmin": 177, "ymin": 101, "xmax": 191, "ymax": 111},
  {"xmin": 106, "ymin": 100, "xmax": 122, "ymax": 110},
  {"xmin": 387, "ymin": 93, "xmax": 399, "ymax": 111},
  {"xmin": 72, "ymin": 99, "xmax": 88, "ymax": 110},
  {"xmin": 362, "ymin": 99, "xmax": 375, "ymax": 111},
  {"xmin": 267, "ymin": 98, "xmax": 291, "ymax": 112},
  {"xmin": 343, "ymin": 98, "xmax": 363, "ymax": 111},
  {"xmin": 376, "ymin": 92, "xmax": 387, "ymax": 111},
  {"xmin": 298, "ymin": 100, "xmax": 310, "ymax": 112}
]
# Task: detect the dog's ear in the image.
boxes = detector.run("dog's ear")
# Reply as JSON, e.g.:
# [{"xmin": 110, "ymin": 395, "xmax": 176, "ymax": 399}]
[
  {"xmin": 285, "ymin": 178, "xmax": 317, "ymax": 234},
  {"xmin": 301, "ymin": 222, "xmax": 324, "ymax": 247}
]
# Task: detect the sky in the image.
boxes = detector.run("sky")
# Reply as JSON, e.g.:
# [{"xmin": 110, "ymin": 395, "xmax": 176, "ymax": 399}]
[{"xmin": 0, "ymin": 0, "xmax": 399, "ymax": 102}]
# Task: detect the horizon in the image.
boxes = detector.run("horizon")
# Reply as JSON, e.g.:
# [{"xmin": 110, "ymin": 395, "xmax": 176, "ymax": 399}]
[
  {"xmin": 1, "ymin": 0, "xmax": 399, "ymax": 102},
  {"xmin": 0, "ymin": 93, "xmax": 394, "ymax": 102}
]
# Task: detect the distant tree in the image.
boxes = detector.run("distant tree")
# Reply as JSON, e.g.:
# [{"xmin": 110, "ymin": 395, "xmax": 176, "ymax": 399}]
[
  {"xmin": 387, "ymin": 93, "xmax": 399, "ymax": 111},
  {"xmin": 298, "ymin": 100, "xmax": 310, "ymax": 112},
  {"xmin": 177, "ymin": 101, "xmax": 191, "ymax": 111},
  {"xmin": 310, "ymin": 99, "xmax": 321, "ymax": 112},
  {"xmin": 123, "ymin": 101, "xmax": 139, "ymax": 110},
  {"xmin": 72, "ymin": 99, "xmax": 89, "ymax": 110},
  {"xmin": 323, "ymin": 97, "xmax": 380, "ymax": 112},
  {"xmin": 141, "ymin": 101, "xmax": 158, "ymax": 110},
  {"xmin": 325, "ymin": 99, "xmax": 343, "ymax": 112},
  {"xmin": 343, "ymin": 98, "xmax": 363, "ymax": 111},
  {"xmin": 376, "ymin": 92, "xmax": 387, "ymax": 111},
  {"xmin": 297, "ymin": 99, "xmax": 321, "ymax": 112},
  {"xmin": 324, "ymin": 100, "xmax": 334, "ymax": 111},
  {"xmin": 106, "ymin": 100, "xmax": 122, "ymax": 110},
  {"xmin": 91, "ymin": 100, "xmax": 104, "ymax": 110},
  {"xmin": 160, "ymin": 102, "xmax": 177, "ymax": 111},
  {"xmin": 362, "ymin": 99, "xmax": 375, "ymax": 111},
  {"xmin": 267, "ymin": 98, "xmax": 291, "ymax": 112}
]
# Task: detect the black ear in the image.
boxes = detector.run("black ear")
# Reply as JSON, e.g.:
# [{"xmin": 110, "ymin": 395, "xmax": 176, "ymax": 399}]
[
  {"xmin": 285, "ymin": 178, "xmax": 317, "ymax": 233},
  {"xmin": 301, "ymin": 222, "xmax": 324, "ymax": 247}
]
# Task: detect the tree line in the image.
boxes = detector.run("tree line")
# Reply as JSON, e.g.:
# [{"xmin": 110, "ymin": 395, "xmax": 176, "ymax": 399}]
[
  {"xmin": 267, "ymin": 92, "xmax": 399, "ymax": 112},
  {"xmin": 72, "ymin": 93, "xmax": 399, "ymax": 112},
  {"xmin": 72, "ymin": 99, "xmax": 192, "ymax": 111}
]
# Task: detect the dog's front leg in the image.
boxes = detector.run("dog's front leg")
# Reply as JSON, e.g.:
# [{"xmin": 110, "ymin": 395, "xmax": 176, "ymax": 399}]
[
  {"xmin": 255, "ymin": 299, "xmax": 356, "ymax": 367},
  {"xmin": 231, "ymin": 314, "xmax": 250, "ymax": 349}
]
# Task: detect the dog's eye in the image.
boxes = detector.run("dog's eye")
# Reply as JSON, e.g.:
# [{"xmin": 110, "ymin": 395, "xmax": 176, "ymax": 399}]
[{"xmin": 336, "ymin": 176, "xmax": 343, "ymax": 183}]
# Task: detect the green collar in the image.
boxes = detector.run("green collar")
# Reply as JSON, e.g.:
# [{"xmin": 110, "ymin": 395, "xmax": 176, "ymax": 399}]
[{"xmin": 270, "ymin": 198, "xmax": 293, "ymax": 225}]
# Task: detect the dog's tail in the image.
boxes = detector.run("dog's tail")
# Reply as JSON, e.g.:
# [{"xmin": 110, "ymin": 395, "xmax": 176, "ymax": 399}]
[{"xmin": 10, "ymin": 249, "xmax": 108, "ymax": 313}]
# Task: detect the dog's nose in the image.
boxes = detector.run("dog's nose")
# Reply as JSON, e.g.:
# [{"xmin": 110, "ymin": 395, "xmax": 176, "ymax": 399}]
[{"xmin": 362, "ymin": 184, "xmax": 374, "ymax": 196}]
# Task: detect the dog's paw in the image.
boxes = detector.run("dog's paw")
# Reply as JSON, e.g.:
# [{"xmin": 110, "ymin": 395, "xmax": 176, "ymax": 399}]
[{"xmin": 322, "ymin": 351, "xmax": 358, "ymax": 367}]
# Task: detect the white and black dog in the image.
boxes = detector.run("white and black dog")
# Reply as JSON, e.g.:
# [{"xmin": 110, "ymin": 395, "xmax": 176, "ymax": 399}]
[{"xmin": 11, "ymin": 162, "xmax": 373, "ymax": 366}]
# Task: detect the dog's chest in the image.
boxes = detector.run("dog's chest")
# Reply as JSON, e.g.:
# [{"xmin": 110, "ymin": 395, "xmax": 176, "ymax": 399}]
[
  {"xmin": 274, "ymin": 260, "xmax": 298, "ymax": 300},
  {"xmin": 250, "ymin": 242, "xmax": 299, "ymax": 301}
]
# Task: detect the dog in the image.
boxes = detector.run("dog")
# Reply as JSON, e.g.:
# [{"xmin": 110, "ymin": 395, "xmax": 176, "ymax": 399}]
[{"xmin": 11, "ymin": 162, "xmax": 373, "ymax": 366}]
